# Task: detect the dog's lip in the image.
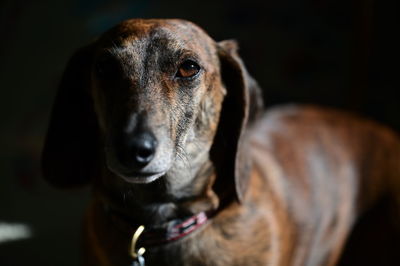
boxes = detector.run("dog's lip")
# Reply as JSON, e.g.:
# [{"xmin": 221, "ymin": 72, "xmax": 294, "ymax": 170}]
[
  {"xmin": 115, "ymin": 171, "xmax": 166, "ymax": 184},
  {"xmin": 105, "ymin": 154, "xmax": 168, "ymax": 184}
]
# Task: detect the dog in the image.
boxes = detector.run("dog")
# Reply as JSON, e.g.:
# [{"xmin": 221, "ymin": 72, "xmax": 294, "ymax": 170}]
[{"xmin": 42, "ymin": 19, "xmax": 400, "ymax": 266}]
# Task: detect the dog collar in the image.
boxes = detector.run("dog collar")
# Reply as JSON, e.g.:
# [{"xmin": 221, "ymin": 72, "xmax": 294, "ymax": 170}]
[
  {"xmin": 105, "ymin": 206, "xmax": 210, "ymax": 265},
  {"xmin": 137, "ymin": 211, "xmax": 208, "ymax": 246},
  {"xmin": 128, "ymin": 211, "xmax": 209, "ymax": 265},
  {"xmin": 107, "ymin": 205, "xmax": 210, "ymax": 246}
]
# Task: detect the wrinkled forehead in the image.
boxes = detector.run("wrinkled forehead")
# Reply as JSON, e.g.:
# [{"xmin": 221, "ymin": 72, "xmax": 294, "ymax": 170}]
[{"xmin": 95, "ymin": 19, "xmax": 217, "ymax": 62}]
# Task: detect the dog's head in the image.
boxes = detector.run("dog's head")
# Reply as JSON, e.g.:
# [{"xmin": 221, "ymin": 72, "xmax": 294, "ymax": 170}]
[{"xmin": 42, "ymin": 19, "xmax": 262, "ymax": 202}]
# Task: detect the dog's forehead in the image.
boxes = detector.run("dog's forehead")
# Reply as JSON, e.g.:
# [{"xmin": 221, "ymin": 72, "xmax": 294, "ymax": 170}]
[{"xmin": 97, "ymin": 19, "xmax": 216, "ymax": 57}]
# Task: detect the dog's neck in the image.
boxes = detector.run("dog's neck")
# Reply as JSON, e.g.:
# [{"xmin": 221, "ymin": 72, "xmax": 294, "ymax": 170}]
[{"xmin": 96, "ymin": 158, "xmax": 224, "ymax": 229}]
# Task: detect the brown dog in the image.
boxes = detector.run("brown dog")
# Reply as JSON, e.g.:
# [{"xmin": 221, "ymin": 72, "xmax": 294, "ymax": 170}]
[{"xmin": 42, "ymin": 19, "xmax": 400, "ymax": 266}]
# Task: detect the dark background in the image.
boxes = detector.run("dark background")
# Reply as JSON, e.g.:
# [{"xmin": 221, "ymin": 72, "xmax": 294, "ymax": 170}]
[{"xmin": 0, "ymin": 0, "xmax": 398, "ymax": 265}]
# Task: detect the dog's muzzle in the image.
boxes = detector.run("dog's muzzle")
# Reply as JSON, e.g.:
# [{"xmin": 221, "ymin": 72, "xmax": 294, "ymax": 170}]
[{"xmin": 107, "ymin": 127, "xmax": 172, "ymax": 184}]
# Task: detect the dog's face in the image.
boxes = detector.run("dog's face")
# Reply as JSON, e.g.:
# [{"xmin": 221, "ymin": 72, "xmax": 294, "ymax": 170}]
[
  {"xmin": 42, "ymin": 18, "xmax": 261, "ymax": 205},
  {"xmin": 90, "ymin": 19, "xmax": 225, "ymax": 188}
]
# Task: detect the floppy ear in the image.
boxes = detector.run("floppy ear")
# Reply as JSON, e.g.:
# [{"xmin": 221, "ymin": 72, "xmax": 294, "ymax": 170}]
[
  {"xmin": 212, "ymin": 40, "xmax": 263, "ymax": 203},
  {"xmin": 41, "ymin": 45, "xmax": 99, "ymax": 188}
]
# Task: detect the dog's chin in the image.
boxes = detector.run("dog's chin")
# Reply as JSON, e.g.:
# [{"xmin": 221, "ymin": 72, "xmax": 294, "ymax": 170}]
[{"xmin": 112, "ymin": 170, "xmax": 166, "ymax": 184}]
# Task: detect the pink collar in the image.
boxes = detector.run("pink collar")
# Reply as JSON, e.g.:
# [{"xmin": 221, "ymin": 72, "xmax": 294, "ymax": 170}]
[
  {"xmin": 138, "ymin": 211, "xmax": 208, "ymax": 246},
  {"xmin": 107, "ymin": 205, "xmax": 210, "ymax": 247}
]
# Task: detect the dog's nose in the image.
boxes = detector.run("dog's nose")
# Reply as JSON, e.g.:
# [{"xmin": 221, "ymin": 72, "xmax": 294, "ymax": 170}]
[{"xmin": 128, "ymin": 131, "xmax": 158, "ymax": 168}]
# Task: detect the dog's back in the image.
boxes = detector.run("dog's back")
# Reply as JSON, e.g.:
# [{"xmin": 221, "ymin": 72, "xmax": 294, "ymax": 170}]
[{"xmin": 248, "ymin": 104, "xmax": 400, "ymax": 265}]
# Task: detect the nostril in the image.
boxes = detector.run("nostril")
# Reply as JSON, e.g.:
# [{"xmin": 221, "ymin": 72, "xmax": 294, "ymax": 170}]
[
  {"xmin": 136, "ymin": 146, "xmax": 153, "ymax": 160},
  {"xmin": 134, "ymin": 139, "xmax": 156, "ymax": 163}
]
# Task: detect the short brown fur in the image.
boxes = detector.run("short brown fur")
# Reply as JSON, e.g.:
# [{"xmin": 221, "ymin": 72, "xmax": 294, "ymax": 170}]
[{"xmin": 42, "ymin": 19, "xmax": 400, "ymax": 266}]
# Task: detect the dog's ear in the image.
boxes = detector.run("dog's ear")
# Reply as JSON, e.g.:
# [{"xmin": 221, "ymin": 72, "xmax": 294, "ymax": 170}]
[
  {"xmin": 212, "ymin": 40, "xmax": 263, "ymax": 203},
  {"xmin": 41, "ymin": 44, "xmax": 99, "ymax": 188}
]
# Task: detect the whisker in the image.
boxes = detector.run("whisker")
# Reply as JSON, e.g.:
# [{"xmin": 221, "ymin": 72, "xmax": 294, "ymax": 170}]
[{"xmin": 176, "ymin": 143, "xmax": 192, "ymax": 176}]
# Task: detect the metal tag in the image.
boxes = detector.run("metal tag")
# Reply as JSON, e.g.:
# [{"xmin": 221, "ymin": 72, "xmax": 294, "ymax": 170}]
[{"xmin": 131, "ymin": 255, "xmax": 145, "ymax": 266}]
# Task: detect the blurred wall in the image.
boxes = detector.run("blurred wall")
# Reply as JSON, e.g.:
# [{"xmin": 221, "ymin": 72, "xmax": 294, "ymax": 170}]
[{"xmin": 0, "ymin": 0, "xmax": 398, "ymax": 265}]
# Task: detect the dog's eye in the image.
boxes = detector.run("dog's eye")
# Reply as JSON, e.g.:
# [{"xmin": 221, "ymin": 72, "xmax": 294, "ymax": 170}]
[
  {"xmin": 94, "ymin": 54, "xmax": 120, "ymax": 79},
  {"xmin": 176, "ymin": 60, "xmax": 201, "ymax": 78}
]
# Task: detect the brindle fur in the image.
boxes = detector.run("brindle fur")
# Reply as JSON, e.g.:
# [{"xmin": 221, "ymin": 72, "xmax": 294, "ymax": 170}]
[{"xmin": 42, "ymin": 19, "xmax": 400, "ymax": 266}]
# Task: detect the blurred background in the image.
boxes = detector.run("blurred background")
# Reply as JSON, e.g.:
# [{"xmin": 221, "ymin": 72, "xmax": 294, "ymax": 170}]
[{"xmin": 0, "ymin": 0, "xmax": 398, "ymax": 265}]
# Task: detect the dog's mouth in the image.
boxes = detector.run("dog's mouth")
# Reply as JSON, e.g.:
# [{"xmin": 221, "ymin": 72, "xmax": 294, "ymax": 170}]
[
  {"xmin": 110, "ymin": 168, "xmax": 166, "ymax": 184},
  {"xmin": 105, "ymin": 149, "xmax": 170, "ymax": 184}
]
